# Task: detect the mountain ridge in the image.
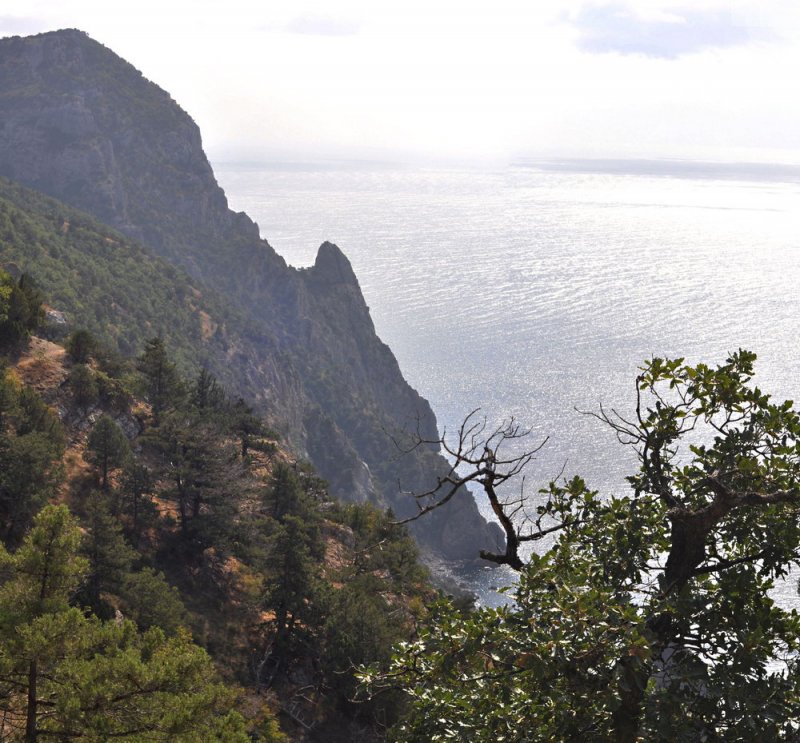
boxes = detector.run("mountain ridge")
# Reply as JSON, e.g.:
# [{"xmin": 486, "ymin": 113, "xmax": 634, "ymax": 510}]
[{"xmin": 0, "ymin": 28, "xmax": 503, "ymax": 561}]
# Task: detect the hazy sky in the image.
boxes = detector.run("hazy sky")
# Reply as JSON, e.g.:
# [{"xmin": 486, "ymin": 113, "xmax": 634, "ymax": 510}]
[{"xmin": 2, "ymin": 1, "xmax": 799, "ymax": 165}]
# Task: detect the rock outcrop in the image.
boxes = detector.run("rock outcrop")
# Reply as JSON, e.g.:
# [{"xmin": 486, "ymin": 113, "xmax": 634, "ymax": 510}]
[{"xmin": 0, "ymin": 29, "xmax": 503, "ymax": 561}]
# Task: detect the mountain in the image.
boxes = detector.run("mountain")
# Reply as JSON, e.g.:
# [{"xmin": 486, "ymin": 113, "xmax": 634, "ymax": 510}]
[{"xmin": 0, "ymin": 29, "xmax": 503, "ymax": 561}]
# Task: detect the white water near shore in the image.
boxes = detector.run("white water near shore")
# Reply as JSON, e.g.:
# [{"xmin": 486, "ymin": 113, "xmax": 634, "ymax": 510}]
[{"xmin": 216, "ymin": 159, "xmax": 800, "ymax": 607}]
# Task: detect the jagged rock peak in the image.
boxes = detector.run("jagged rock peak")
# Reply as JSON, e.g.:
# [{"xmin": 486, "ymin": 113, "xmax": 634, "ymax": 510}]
[{"xmin": 311, "ymin": 241, "xmax": 359, "ymax": 286}]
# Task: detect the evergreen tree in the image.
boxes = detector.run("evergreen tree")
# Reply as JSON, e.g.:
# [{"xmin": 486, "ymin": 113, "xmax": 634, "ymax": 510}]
[
  {"xmin": 192, "ymin": 366, "xmax": 225, "ymax": 411},
  {"xmin": 0, "ymin": 271, "xmax": 44, "ymax": 348},
  {"xmin": 0, "ymin": 505, "xmax": 252, "ymax": 742},
  {"xmin": 231, "ymin": 396, "xmax": 263, "ymax": 457},
  {"xmin": 120, "ymin": 461, "xmax": 155, "ymax": 545},
  {"xmin": 153, "ymin": 412, "xmax": 239, "ymax": 549},
  {"xmin": 0, "ymin": 505, "xmax": 86, "ymax": 740},
  {"xmin": 120, "ymin": 567, "xmax": 188, "ymax": 634},
  {"xmin": 137, "ymin": 336, "xmax": 183, "ymax": 418},
  {"xmin": 0, "ymin": 379, "xmax": 64, "ymax": 546},
  {"xmin": 68, "ymin": 362, "xmax": 99, "ymax": 408},
  {"xmin": 261, "ymin": 514, "xmax": 326, "ymax": 672},
  {"xmin": 80, "ymin": 492, "xmax": 136, "ymax": 617},
  {"xmin": 86, "ymin": 415, "xmax": 131, "ymax": 491},
  {"xmin": 65, "ymin": 328, "xmax": 96, "ymax": 363}
]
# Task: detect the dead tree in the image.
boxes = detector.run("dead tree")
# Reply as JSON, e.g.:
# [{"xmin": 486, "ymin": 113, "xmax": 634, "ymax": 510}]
[{"xmin": 394, "ymin": 409, "xmax": 580, "ymax": 570}]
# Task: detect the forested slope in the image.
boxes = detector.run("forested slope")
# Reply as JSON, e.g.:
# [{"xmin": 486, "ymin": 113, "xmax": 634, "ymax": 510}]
[
  {"xmin": 0, "ymin": 29, "xmax": 503, "ymax": 561},
  {"xmin": 0, "ymin": 287, "xmax": 436, "ymax": 739}
]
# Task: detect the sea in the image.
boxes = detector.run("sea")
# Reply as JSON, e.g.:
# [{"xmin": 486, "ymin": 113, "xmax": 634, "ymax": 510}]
[{"xmin": 215, "ymin": 158, "xmax": 800, "ymax": 607}]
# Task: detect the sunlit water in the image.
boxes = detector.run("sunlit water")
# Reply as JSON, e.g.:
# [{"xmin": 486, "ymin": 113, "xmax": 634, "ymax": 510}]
[{"xmin": 215, "ymin": 160, "xmax": 800, "ymax": 608}]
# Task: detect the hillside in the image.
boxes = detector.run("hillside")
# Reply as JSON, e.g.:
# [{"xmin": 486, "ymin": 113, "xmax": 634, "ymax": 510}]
[
  {"xmin": 1, "ymin": 316, "xmax": 438, "ymax": 740},
  {"xmin": 0, "ymin": 29, "xmax": 502, "ymax": 562}
]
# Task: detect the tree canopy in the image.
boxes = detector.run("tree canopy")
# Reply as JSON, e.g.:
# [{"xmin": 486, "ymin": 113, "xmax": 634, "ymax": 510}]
[
  {"xmin": 0, "ymin": 505, "xmax": 249, "ymax": 742},
  {"xmin": 370, "ymin": 351, "xmax": 800, "ymax": 741}
]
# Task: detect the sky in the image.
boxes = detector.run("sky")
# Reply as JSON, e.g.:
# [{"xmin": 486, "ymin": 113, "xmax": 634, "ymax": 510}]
[{"xmin": 1, "ymin": 0, "xmax": 800, "ymax": 165}]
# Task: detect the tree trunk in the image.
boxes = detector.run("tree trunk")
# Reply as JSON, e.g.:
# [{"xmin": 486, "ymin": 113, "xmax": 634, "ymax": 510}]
[
  {"xmin": 25, "ymin": 659, "xmax": 36, "ymax": 742},
  {"xmin": 612, "ymin": 657, "xmax": 648, "ymax": 743}
]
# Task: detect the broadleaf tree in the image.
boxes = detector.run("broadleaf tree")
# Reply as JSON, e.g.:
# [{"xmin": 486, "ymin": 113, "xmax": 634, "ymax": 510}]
[{"xmin": 369, "ymin": 351, "xmax": 800, "ymax": 741}]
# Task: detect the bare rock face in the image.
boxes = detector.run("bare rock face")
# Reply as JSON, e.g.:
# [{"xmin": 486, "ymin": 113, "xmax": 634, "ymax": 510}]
[
  {"xmin": 0, "ymin": 29, "xmax": 502, "ymax": 562},
  {"xmin": 0, "ymin": 30, "xmax": 262, "ymax": 257}
]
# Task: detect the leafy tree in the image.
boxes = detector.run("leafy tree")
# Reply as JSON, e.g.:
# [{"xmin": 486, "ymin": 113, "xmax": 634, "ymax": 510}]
[
  {"xmin": 86, "ymin": 414, "xmax": 131, "ymax": 491},
  {"xmin": 373, "ymin": 351, "xmax": 800, "ymax": 741},
  {"xmin": 0, "ymin": 505, "xmax": 251, "ymax": 742}
]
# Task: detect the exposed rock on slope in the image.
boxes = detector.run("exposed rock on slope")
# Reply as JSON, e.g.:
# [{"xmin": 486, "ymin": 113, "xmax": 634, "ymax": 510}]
[{"xmin": 0, "ymin": 29, "xmax": 503, "ymax": 560}]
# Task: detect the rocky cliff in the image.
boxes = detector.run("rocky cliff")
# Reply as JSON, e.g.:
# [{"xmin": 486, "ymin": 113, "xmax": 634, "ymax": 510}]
[{"xmin": 0, "ymin": 29, "xmax": 503, "ymax": 561}]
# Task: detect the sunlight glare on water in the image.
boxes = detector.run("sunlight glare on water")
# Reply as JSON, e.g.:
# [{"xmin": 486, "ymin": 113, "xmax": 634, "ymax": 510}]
[{"xmin": 216, "ymin": 161, "xmax": 800, "ymax": 606}]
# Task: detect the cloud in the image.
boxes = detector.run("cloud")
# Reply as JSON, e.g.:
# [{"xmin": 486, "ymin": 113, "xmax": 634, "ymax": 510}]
[
  {"xmin": 0, "ymin": 15, "xmax": 46, "ymax": 35},
  {"xmin": 569, "ymin": 4, "xmax": 762, "ymax": 59},
  {"xmin": 285, "ymin": 15, "xmax": 360, "ymax": 37}
]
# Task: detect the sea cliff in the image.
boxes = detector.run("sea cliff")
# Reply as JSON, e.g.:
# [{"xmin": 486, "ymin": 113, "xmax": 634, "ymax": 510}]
[{"xmin": 0, "ymin": 28, "xmax": 503, "ymax": 561}]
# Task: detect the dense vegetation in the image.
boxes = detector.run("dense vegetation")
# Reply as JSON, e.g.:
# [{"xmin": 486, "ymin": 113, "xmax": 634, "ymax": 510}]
[
  {"xmin": 4, "ymin": 182, "xmax": 800, "ymax": 739},
  {"xmin": 0, "ymin": 289, "xmax": 434, "ymax": 740},
  {"xmin": 365, "ymin": 352, "xmax": 800, "ymax": 741},
  {"xmin": 0, "ymin": 28, "xmax": 503, "ymax": 564},
  {"xmin": 0, "ymin": 177, "xmax": 264, "ymax": 398}
]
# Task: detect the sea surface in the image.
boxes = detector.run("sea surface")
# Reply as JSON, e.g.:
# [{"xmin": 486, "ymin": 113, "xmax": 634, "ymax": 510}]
[{"xmin": 215, "ymin": 159, "xmax": 800, "ymax": 607}]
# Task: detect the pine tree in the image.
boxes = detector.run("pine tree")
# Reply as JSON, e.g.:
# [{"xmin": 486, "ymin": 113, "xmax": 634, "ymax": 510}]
[
  {"xmin": 137, "ymin": 336, "xmax": 183, "ymax": 418},
  {"xmin": 0, "ymin": 505, "xmax": 251, "ymax": 742},
  {"xmin": 86, "ymin": 415, "xmax": 131, "ymax": 491},
  {"xmin": 80, "ymin": 492, "xmax": 136, "ymax": 617},
  {"xmin": 120, "ymin": 461, "xmax": 154, "ymax": 545}
]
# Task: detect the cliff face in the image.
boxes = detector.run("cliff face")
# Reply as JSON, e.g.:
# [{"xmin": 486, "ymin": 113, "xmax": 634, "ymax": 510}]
[{"xmin": 0, "ymin": 29, "xmax": 502, "ymax": 560}]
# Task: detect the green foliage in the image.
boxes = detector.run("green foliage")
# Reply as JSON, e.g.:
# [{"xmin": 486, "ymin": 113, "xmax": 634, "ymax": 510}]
[
  {"xmin": 120, "ymin": 461, "xmax": 156, "ymax": 546},
  {"xmin": 86, "ymin": 414, "xmax": 131, "ymax": 491},
  {"xmin": 322, "ymin": 574, "xmax": 407, "ymax": 717},
  {"xmin": 0, "ymin": 178, "xmax": 251, "ymax": 394},
  {"xmin": 120, "ymin": 567, "xmax": 188, "ymax": 634},
  {"xmin": 334, "ymin": 503, "xmax": 428, "ymax": 590},
  {"xmin": 0, "ymin": 371, "xmax": 64, "ymax": 545},
  {"xmin": 192, "ymin": 366, "xmax": 226, "ymax": 411},
  {"xmin": 65, "ymin": 328, "xmax": 96, "ymax": 363},
  {"xmin": 0, "ymin": 505, "xmax": 86, "ymax": 619},
  {"xmin": 0, "ymin": 269, "xmax": 44, "ymax": 348},
  {"xmin": 0, "ymin": 505, "xmax": 250, "ymax": 741},
  {"xmin": 375, "ymin": 352, "xmax": 800, "ymax": 741},
  {"xmin": 80, "ymin": 491, "xmax": 136, "ymax": 617},
  {"xmin": 68, "ymin": 362, "xmax": 99, "ymax": 408},
  {"xmin": 230, "ymin": 396, "xmax": 264, "ymax": 457},
  {"xmin": 0, "ymin": 325, "xmax": 425, "ymax": 738},
  {"xmin": 148, "ymin": 409, "xmax": 239, "ymax": 550},
  {"xmin": 137, "ymin": 336, "xmax": 185, "ymax": 417}
]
